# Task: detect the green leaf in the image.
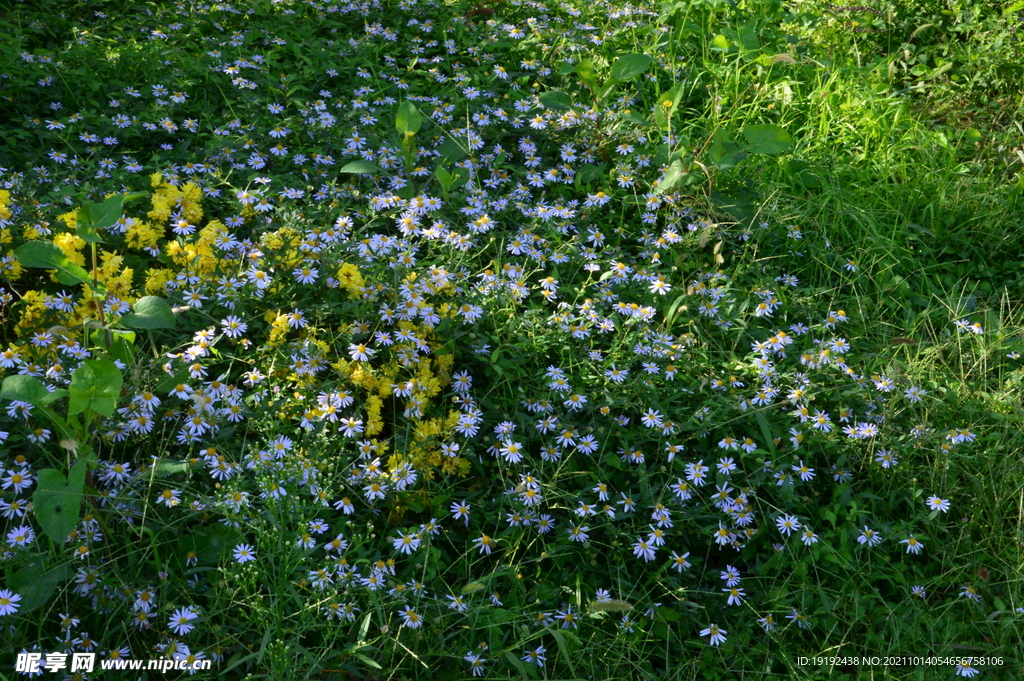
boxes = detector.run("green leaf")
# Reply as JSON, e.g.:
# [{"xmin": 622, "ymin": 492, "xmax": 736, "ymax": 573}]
[
  {"xmin": 504, "ymin": 652, "xmax": 532, "ymax": 679},
  {"xmin": 575, "ymin": 163, "xmax": 607, "ymax": 187},
  {"xmin": 395, "ymin": 101, "xmax": 422, "ymax": 136},
  {"xmin": 339, "ymin": 160, "xmax": 379, "ymax": 174},
  {"xmin": 575, "ymin": 58, "xmax": 599, "ymax": 91},
  {"xmin": 0, "ymin": 375, "xmax": 49, "ymax": 404},
  {"xmin": 107, "ymin": 334, "xmax": 137, "ymax": 366},
  {"xmin": 39, "ymin": 389, "xmax": 69, "ymax": 407},
  {"xmin": 550, "ymin": 629, "xmax": 579, "ymax": 677},
  {"xmin": 754, "ymin": 411, "xmax": 777, "ymax": 456},
  {"xmin": 538, "ymin": 90, "xmax": 574, "ymax": 111},
  {"xmin": 610, "ymin": 53, "xmax": 654, "ymax": 82},
  {"xmin": 13, "ymin": 241, "xmax": 92, "ymax": 287},
  {"xmin": 436, "ymin": 137, "xmax": 468, "ymax": 163},
  {"xmin": 737, "ymin": 19, "xmax": 761, "ymax": 52},
  {"xmin": 153, "ymin": 459, "xmax": 190, "ymax": 477},
  {"xmin": 620, "ymin": 111, "xmax": 649, "ymax": 126},
  {"xmin": 120, "ymin": 296, "xmax": 176, "ymax": 329},
  {"xmin": 655, "ymin": 160, "xmax": 686, "ymax": 195},
  {"xmin": 76, "ymin": 192, "xmax": 147, "ymax": 242},
  {"xmin": 68, "ymin": 359, "xmax": 123, "ymax": 418},
  {"xmin": 9, "ymin": 558, "xmax": 72, "ymax": 614},
  {"xmin": 708, "ymin": 128, "xmax": 747, "ymax": 169},
  {"xmin": 33, "ymin": 459, "xmax": 89, "ymax": 544},
  {"xmin": 435, "ymin": 166, "xmax": 455, "ymax": 192},
  {"xmin": 741, "ymin": 124, "xmax": 793, "ymax": 154}
]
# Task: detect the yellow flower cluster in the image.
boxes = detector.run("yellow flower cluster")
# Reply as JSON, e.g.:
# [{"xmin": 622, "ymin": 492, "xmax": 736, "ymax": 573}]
[
  {"xmin": 15, "ymin": 290, "xmax": 50, "ymax": 336},
  {"xmin": 145, "ymin": 267, "xmax": 175, "ymax": 295},
  {"xmin": 148, "ymin": 173, "xmax": 204, "ymax": 224},
  {"xmin": 54, "ymin": 232, "xmax": 87, "ymax": 267},
  {"xmin": 125, "ymin": 221, "xmax": 163, "ymax": 252},
  {"xmin": 0, "ymin": 197, "xmax": 19, "ymax": 279},
  {"xmin": 365, "ymin": 394, "xmax": 383, "ymax": 436},
  {"xmin": 97, "ymin": 252, "xmax": 133, "ymax": 296},
  {"xmin": 335, "ymin": 262, "xmax": 364, "ymax": 299},
  {"xmin": 267, "ymin": 312, "xmax": 291, "ymax": 347},
  {"xmin": 166, "ymin": 220, "xmax": 226, "ymax": 275},
  {"xmin": 0, "ymin": 190, "xmax": 11, "ymax": 223}
]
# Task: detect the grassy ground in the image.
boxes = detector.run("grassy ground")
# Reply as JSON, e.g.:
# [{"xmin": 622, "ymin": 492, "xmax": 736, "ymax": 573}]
[{"xmin": 0, "ymin": 0, "xmax": 1022, "ymax": 679}]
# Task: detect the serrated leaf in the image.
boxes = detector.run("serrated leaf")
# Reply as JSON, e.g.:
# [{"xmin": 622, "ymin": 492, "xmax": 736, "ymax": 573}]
[
  {"xmin": 339, "ymin": 160, "xmax": 379, "ymax": 174},
  {"xmin": 538, "ymin": 90, "xmax": 574, "ymax": 111},
  {"xmin": 395, "ymin": 100, "xmax": 422, "ymax": 136},
  {"xmin": 741, "ymin": 124, "xmax": 793, "ymax": 154},
  {"xmin": 610, "ymin": 53, "xmax": 653, "ymax": 82},
  {"xmin": 0, "ymin": 375, "xmax": 49, "ymax": 404},
  {"xmin": 13, "ymin": 241, "xmax": 92, "ymax": 286},
  {"xmin": 68, "ymin": 359, "xmax": 122, "ymax": 417},
  {"xmin": 120, "ymin": 296, "xmax": 176, "ymax": 329}
]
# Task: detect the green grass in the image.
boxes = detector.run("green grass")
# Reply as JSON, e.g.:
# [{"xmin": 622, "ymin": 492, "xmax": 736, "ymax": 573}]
[{"xmin": 0, "ymin": 0, "xmax": 1021, "ymax": 678}]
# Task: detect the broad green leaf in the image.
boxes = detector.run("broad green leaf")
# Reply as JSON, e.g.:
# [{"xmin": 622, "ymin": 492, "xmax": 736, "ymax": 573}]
[
  {"xmin": 741, "ymin": 124, "xmax": 793, "ymax": 154},
  {"xmin": 435, "ymin": 166, "xmax": 455, "ymax": 192},
  {"xmin": 437, "ymin": 138, "xmax": 468, "ymax": 163},
  {"xmin": 654, "ymin": 160, "xmax": 685, "ymax": 195},
  {"xmin": 156, "ymin": 366, "xmax": 192, "ymax": 394},
  {"xmin": 68, "ymin": 359, "xmax": 123, "ymax": 418},
  {"xmin": 339, "ymin": 160, "xmax": 379, "ymax": 174},
  {"xmin": 153, "ymin": 459, "xmax": 190, "ymax": 477},
  {"xmin": 538, "ymin": 90, "xmax": 574, "ymax": 111},
  {"xmin": 447, "ymin": 167, "xmax": 470, "ymax": 192},
  {"xmin": 106, "ymin": 334, "xmax": 137, "ymax": 366},
  {"xmin": 395, "ymin": 101, "xmax": 422, "ymax": 136},
  {"xmin": 33, "ymin": 459, "xmax": 89, "ymax": 544},
  {"xmin": 76, "ymin": 192, "xmax": 148, "ymax": 242},
  {"xmin": 182, "ymin": 524, "xmax": 241, "ymax": 564},
  {"xmin": 711, "ymin": 34, "xmax": 731, "ymax": 50},
  {"xmin": 0, "ymin": 375, "xmax": 49, "ymax": 404},
  {"xmin": 709, "ymin": 128, "xmax": 747, "ymax": 169},
  {"xmin": 13, "ymin": 241, "xmax": 92, "ymax": 287},
  {"xmin": 39, "ymin": 389, "xmax": 69, "ymax": 406},
  {"xmin": 620, "ymin": 111, "xmax": 649, "ymax": 127},
  {"xmin": 610, "ymin": 53, "xmax": 653, "ymax": 82},
  {"xmin": 575, "ymin": 163, "xmax": 607, "ymax": 186},
  {"xmin": 9, "ymin": 558, "xmax": 72, "ymax": 614},
  {"xmin": 120, "ymin": 296, "xmax": 177, "ymax": 330},
  {"xmin": 737, "ymin": 20, "xmax": 760, "ymax": 52},
  {"xmin": 575, "ymin": 58, "xmax": 599, "ymax": 91}
]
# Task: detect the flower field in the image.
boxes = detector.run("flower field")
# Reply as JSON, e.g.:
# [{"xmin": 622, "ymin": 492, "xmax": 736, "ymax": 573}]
[{"xmin": 0, "ymin": 0, "xmax": 1022, "ymax": 678}]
